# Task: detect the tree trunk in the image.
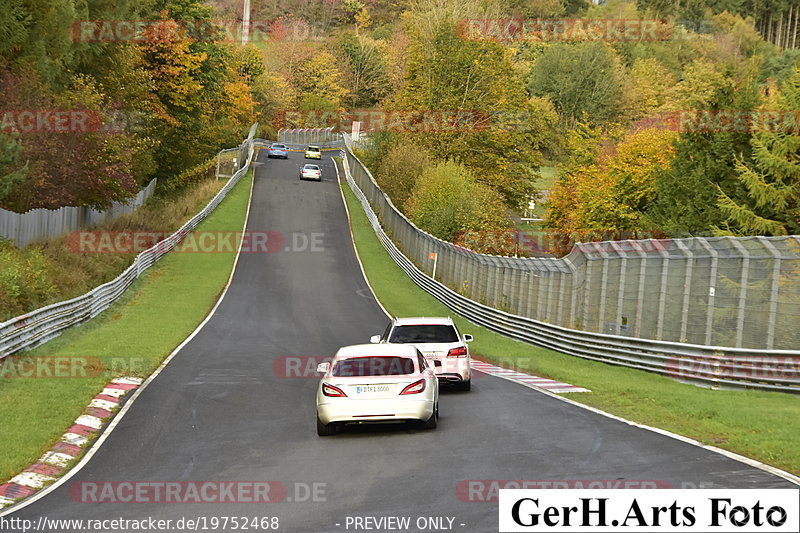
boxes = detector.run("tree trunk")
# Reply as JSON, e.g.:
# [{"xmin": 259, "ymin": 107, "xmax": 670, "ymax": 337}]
[
  {"xmin": 793, "ymin": 6, "xmax": 799, "ymax": 49},
  {"xmin": 777, "ymin": 11, "xmax": 783, "ymax": 48}
]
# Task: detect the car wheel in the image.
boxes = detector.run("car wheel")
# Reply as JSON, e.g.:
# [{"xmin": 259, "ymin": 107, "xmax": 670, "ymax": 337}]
[
  {"xmin": 457, "ymin": 379, "xmax": 471, "ymax": 392},
  {"xmin": 317, "ymin": 415, "xmax": 337, "ymax": 437},
  {"xmin": 422, "ymin": 403, "xmax": 438, "ymax": 430}
]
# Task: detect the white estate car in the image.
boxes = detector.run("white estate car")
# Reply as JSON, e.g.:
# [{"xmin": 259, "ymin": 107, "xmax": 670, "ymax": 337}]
[
  {"xmin": 315, "ymin": 344, "xmax": 439, "ymax": 436},
  {"xmin": 371, "ymin": 317, "xmax": 473, "ymax": 391},
  {"xmin": 300, "ymin": 164, "xmax": 321, "ymax": 181}
]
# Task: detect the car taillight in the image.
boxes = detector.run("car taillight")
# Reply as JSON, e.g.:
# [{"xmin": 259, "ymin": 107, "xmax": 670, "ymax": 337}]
[
  {"xmin": 447, "ymin": 346, "xmax": 467, "ymax": 357},
  {"xmin": 400, "ymin": 379, "xmax": 426, "ymax": 395},
  {"xmin": 322, "ymin": 383, "xmax": 347, "ymax": 397}
]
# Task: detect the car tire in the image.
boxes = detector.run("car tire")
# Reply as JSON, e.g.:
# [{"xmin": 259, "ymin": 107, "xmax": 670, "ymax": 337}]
[
  {"xmin": 422, "ymin": 403, "xmax": 438, "ymax": 430},
  {"xmin": 317, "ymin": 415, "xmax": 337, "ymax": 437},
  {"xmin": 457, "ymin": 379, "xmax": 471, "ymax": 392}
]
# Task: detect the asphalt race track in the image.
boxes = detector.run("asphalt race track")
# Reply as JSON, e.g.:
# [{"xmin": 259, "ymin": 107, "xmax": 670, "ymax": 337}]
[{"xmin": 5, "ymin": 149, "xmax": 796, "ymax": 533}]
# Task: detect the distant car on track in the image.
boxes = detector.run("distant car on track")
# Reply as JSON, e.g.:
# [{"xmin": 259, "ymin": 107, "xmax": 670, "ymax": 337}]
[
  {"xmin": 268, "ymin": 143, "xmax": 288, "ymax": 159},
  {"xmin": 300, "ymin": 164, "xmax": 322, "ymax": 181},
  {"xmin": 305, "ymin": 145, "xmax": 321, "ymax": 159},
  {"xmin": 315, "ymin": 343, "xmax": 439, "ymax": 436},
  {"xmin": 371, "ymin": 317, "xmax": 473, "ymax": 391}
]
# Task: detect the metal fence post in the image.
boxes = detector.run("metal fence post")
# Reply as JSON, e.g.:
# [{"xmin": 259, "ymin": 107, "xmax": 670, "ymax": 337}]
[
  {"xmin": 674, "ymin": 240, "xmax": 694, "ymax": 343},
  {"xmin": 696, "ymin": 238, "xmax": 718, "ymax": 346},
  {"xmin": 610, "ymin": 241, "xmax": 627, "ymax": 335},
  {"xmin": 759, "ymin": 237, "xmax": 782, "ymax": 350},
  {"xmin": 633, "ymin": 242, "xmax": 647, "ymax": 338},
  {"xmin": 727, "ymin": 237, "xmax": 750, "ymax": 348}
]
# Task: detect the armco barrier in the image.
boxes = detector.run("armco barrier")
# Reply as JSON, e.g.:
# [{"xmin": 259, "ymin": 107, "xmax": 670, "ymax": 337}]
[
  {"xmin": 0, "ymin": 124, "xmax": 260, "ymax": 359},
  {"xmin": 339, "ymin": 134, "xmax": 800, "ymax": 393}
]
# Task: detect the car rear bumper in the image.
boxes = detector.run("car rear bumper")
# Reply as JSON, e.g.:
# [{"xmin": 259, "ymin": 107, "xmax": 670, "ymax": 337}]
[
  {"xmin": 430, "ymin": 359, "xmax": 470, "ymax": 381},
  {"xmin": 437, "ymin": 373, "xmax": 469, "ymax": 383},
  {"xmin": 317, "ymin": 398, "xmax": 434, "ymax": 425}
]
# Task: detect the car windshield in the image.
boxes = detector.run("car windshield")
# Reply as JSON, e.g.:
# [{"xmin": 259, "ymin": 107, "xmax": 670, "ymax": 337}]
[
  {"xmin": 332, "ymin": 356, "xmax": 416, "ymax": 376},
  {"xmin": 389, "ymin": 325, "xmax": 459, "ymax": 343}
]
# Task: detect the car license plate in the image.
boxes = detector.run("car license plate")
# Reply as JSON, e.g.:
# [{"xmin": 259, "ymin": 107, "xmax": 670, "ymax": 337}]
[{"xmin": 355, "ymin": 385, "xmax": 391, "ymax": 394}]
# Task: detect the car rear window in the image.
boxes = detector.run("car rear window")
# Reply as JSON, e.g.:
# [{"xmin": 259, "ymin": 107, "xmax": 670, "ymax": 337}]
[
  {"xmin": 272, "ymin": 144, "xmax": 286, "ymax": 149},
  {"xmin": 332, "ymin": 356, "xmax": 416, "ymax": 376},
  {"xmin": 308, "ymin": 146, "xmax": 320, "ymax": 151},
  {"xmin": 389, "ymin": 325, "xmax": 459, "ymax": 343}
]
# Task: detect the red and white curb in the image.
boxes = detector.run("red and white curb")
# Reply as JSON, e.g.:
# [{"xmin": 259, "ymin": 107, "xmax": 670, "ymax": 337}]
[
  {"xmin": 0, "ymin": 377, "xmax": 142, "ymax": 509},
  {"xmin": 471, "ymin": 361, "xmax": 590, "ymax": 393}
]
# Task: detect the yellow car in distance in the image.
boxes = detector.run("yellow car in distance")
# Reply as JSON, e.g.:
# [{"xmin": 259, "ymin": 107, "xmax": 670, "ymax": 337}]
[{"xmin": 304, "ymin": 145, "xmax": 322, "ymax": 159}]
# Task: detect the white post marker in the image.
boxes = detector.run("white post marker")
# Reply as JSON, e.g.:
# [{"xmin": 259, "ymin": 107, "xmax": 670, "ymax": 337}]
[
  {"xmin": 241, "ymin": 0, "xmax": 251, "ymax": 45},
  {"xmin": 430, "ymin": 252, "xmax": 438, "ymax": 280}
]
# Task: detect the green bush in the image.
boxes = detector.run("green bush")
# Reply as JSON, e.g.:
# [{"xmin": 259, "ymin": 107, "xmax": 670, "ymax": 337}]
[
  {"xmin": 375, "ymin": 143, "xmax": 431, "ymax": 209},
  {"xmin": 404, "ymin": 161, "xmax": 510, "ymax": 242}
]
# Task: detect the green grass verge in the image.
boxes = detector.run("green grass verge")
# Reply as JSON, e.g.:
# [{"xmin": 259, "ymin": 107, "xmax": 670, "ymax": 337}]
[
  {"xmin": 339, "ymin": 172, "xmax": 800, "ymax": 477},
  {"xmin": 0, "ymin": 171, "xmax": 253, "ymax": 482}
]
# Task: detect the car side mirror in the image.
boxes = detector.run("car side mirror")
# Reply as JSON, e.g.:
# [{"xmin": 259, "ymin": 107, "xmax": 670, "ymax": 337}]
[
  {"xmin": 463, "ymin": 334, "xmax": 473, "ymax": 342},
  {"xmin": 316, "ymin": 362, "xmax": 330, "ymax": 373},
  {"xmin": 370, "ymin": 335, "xmax": 381, "ymax": 344}
]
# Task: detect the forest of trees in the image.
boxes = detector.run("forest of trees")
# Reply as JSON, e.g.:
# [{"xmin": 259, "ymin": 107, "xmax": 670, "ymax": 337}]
[{"xmin": 1, "ymin": 0, "xmax": 798, "ymax": 255}]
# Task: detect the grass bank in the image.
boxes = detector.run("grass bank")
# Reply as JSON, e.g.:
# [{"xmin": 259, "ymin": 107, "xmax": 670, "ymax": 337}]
[
  {"xmin": 339, "ymin": 172, "xmax": 800, "ymax": 477},
  {"xmin": 0, "ymin": 170, "xmax": 252, "ymax": 481}
]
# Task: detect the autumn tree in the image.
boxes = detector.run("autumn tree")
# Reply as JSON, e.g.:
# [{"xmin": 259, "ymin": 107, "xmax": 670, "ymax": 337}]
[
  {"xmin": 375, "ymin": 142, "xmax": 432, "ymax": 209},
  {"xmin": 393, "ymin": 17, "xmax": 555, "ymax": 208},
  {"xmin": 547, "ymin": 127, "xmax": 678, "ymax": 246},
  {"xmin": 527, "ymin": 43, "xmax": 625, "ymax": 127}
]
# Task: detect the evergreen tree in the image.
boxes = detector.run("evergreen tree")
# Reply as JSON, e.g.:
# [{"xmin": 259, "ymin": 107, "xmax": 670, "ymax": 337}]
[
  {"xmin": 0, "ymin": 134, "xmax": 28, "ymax": 204},
  {"xmin": 647, "ymin": 78, "xmax": 761, "ymax": 236},
  {"xmin": 718, "ymin": 67, "xmax": 800, "ymax": 235}
]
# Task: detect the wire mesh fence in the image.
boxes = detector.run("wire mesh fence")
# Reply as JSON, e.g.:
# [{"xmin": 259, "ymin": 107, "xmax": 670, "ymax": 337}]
[{"xmin": 339, "ymin": 133, "xmax": 800, "ymax": 351}]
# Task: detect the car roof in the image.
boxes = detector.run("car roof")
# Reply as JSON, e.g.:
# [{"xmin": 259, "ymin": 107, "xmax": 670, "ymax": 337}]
[
  {"xmin": 303, "ymin": 164, "xmax": 319, "ymax": 168},
  {"xmin": 392, "ymin": 317, "xmax": 454, "ymax": 326},
  {"xmin": 271, "ymin": 143, "xmax": 286, "ymax": 147},
  {"xmin": 307, "ymin": 145, "xmax": 320, "ymax": 149},
  {"xmin": 334, "ymin": 343, "xmax": 419, "ymax": 359}
]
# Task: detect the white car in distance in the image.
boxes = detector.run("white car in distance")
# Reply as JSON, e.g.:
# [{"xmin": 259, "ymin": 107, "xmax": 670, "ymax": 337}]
[
  {"xmin": 300, "ymin": 164, "xmax": 322, "ymax": 181},
  {"xmin": 371, "ymin": 317, "xmax": 473, "ymax": 391},
  {"xmin": 315, "ymin": 344, "xmax": 439, "ymax": 436}
]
